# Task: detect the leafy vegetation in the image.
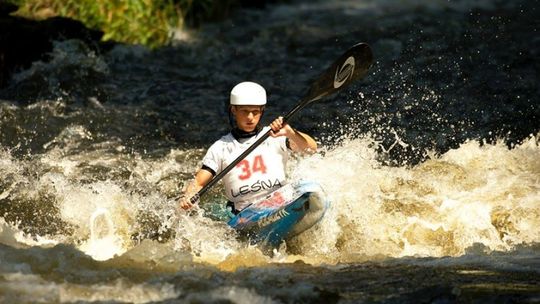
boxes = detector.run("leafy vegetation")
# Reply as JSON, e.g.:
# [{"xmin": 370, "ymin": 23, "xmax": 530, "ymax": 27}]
[{"xmin": 10, "ymin": 0, "xmax": 240, "ymax": 48}]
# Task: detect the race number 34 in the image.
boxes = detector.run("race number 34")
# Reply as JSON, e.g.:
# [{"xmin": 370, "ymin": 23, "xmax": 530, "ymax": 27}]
[{"xmin": 236, "ymin": 155, "xmax": 267, "ymax": 180}]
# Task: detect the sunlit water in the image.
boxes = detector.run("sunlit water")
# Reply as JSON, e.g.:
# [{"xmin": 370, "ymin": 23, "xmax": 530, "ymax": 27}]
[
  {"xmin": 1, "ymin": 134, "xmax": 538, "ymax": 301},
  {"xmin": 1, "ymin": 0, "xmax": 538, "ymax": 302}
]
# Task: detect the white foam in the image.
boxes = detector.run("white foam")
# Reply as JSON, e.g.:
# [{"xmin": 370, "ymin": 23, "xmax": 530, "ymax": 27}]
[{"xmin": 285, "ymin": 135, "xmax": 540, "ymax": 261}]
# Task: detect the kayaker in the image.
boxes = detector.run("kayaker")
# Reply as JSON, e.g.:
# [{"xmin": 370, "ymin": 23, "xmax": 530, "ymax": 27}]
[{"xmin": 178, "ymin": 81, "xmax": 317, "ymax": 213}]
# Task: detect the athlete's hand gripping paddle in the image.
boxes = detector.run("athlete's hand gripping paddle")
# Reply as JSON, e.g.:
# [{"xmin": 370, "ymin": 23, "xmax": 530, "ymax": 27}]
[{"xmin": 190, "ymin": 43, "xmax": 374, "ymax": 204}]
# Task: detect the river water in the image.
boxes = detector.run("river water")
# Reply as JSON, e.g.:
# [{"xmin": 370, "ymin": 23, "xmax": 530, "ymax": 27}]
[{"xmin": 1, "ymin": 0, "xmax": 539, "ymax": 303}]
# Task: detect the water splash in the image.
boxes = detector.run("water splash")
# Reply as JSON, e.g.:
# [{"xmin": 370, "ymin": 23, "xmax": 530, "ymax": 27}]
[
  {"xmin": 1, "ymin": 127, "xmax": 539, "ymax": 268},
  {"xmin": 79, "ymin": 207, "xmax": 125, "ymax": 260},
  {"xmin": 0, "ymin": 0, "xmax": 537, "ymax": 301},
  {"xmin": 286, "ymin": 134, "xmax": 540, "ymax": 262}
]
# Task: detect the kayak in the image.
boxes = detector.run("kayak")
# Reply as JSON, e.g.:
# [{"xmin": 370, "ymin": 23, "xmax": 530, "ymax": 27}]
[{"xmin": 227, "ymin": 180, "xmax": 330, "ymax": 248}]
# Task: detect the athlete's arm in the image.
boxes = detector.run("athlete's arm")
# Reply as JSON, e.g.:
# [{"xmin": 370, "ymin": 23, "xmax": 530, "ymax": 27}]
[
  {"xmin": 178, "ymin": 168, "xmax": 214, "ymax": 210},
  {"xmin": 270, "ymin": 116, "xmax": 317, "ymax": 153}
]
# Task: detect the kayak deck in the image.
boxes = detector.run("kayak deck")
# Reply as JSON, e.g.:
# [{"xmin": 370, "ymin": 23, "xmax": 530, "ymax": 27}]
[{"xmin": 227, "ymin": 180, "xmax": 329, "ymax": 247}]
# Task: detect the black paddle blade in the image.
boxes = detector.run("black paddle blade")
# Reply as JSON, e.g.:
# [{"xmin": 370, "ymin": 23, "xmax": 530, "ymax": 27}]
[{"xmin": 304, "ymin": 43, "xmax": 373, "ymax": 104}]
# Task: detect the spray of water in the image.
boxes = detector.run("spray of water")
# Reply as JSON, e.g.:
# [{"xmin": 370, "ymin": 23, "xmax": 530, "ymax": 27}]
[
  {"xmin": 286, "ymin": 134, "xmax": 540, "ymax": 263},
  {"xmin": 1, "ymin": 127, "xmax": 538, "ymax": 269}
]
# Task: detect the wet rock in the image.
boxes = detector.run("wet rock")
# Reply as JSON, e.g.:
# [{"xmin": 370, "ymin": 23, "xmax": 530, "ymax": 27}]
[
  {"xmin": 0, "ymin": 4, "xmax": 108, "ymax": 88},
  {"xmin": 0, "ymin": 1, "xmax": 17, "ymax": 15}
]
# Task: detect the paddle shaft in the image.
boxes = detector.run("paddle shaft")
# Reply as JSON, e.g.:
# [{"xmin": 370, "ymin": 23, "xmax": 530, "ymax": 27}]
[
  {"xmin": 189, "ymin": 43, "xmax": 373, "ymax": 204},
  {"xmin": 190, "ymin": 101, "xmax": 306, "ymax": 203}
]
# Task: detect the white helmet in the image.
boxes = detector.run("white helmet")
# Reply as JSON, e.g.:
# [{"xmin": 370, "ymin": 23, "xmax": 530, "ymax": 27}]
[{"xmin": 230, "ymin": 81, "xmax": 266, "ymax": 106}]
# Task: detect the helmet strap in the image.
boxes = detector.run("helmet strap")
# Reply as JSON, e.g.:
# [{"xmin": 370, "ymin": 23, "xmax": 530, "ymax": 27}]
[{"xmin": 228, "ymin": 105, "xmax": 235, "ymax": 128}]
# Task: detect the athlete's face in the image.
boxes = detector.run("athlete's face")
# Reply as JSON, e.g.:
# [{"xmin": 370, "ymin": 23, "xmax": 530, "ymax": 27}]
[{"xmin": 231, "ymin": 105, "xmax": 264, "ymax": 132}]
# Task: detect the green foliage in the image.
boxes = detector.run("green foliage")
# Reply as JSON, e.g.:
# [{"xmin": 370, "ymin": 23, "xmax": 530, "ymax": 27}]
[{"xmin": 13, "ymin": 0, "xmax": 239, "ymax": 48}]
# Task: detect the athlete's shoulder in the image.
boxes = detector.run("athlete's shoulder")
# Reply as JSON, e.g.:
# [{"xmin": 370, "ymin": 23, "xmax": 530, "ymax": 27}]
[{"xmin": 207, "ymin": 132, "xmax": 234, "ymax": 151}]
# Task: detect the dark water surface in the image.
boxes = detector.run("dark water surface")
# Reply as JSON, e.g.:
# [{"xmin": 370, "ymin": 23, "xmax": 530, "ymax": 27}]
[{"xmin": 1, "ymin": 0, "xmax": 539, "ymax": 302}]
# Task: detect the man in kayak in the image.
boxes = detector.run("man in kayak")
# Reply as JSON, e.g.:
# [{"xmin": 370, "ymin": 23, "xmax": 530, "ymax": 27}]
[{"xmin": 179, "ymin": 81, "xmax": 317, "ymax": 213}]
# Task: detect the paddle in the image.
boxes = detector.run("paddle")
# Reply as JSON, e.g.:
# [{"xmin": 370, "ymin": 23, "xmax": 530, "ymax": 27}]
[{"xmin": 190, "ymin": 42, "xmax": 373, "ymax": 204}]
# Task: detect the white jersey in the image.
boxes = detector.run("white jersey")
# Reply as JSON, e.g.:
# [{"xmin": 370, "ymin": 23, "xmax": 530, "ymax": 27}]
[{"xmin": 202, "ymin": 126, "xmax": 288, "ymax": 211}]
